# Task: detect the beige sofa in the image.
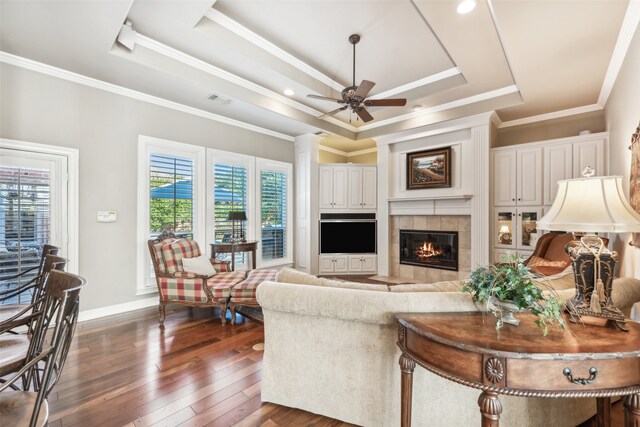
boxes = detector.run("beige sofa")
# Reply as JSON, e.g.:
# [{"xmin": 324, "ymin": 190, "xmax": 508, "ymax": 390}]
[{"xmin": 257, "ymin": 268, "xmax": 640, "ymax": 427}]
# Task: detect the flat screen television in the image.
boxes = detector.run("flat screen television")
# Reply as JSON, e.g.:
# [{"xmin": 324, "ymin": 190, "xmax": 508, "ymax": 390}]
[{"xmin": 320, "ymin": 221, "xmax": 377, "ymax": 254}]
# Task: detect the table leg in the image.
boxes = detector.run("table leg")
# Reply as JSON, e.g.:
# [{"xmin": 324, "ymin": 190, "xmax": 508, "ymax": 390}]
[
  {"xmin": 478, "ymin": 391, "xmax": 502, "ymax": 427},
  {"xmin": 251, "ymin": 248, "xmax": 256, "ymax": 270},
  {"xmin": 624, "ymin": 393, "xmax": 640, "ymax": 427},
  {"xmin": 399, "ymin": 353, "xmax": 415, "ymax": 427},
  {"xmin": 596, "ymin": 397, "xmax": 611, "ymax": 427},
  {"xmin": 231, "ymin": 248, "xmax": 235, "ymax": 272}
]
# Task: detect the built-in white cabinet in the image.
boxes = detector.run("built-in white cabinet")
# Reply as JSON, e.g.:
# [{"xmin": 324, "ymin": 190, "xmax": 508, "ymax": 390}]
[
  {"xmin": 493, "ymin": 249, "xmax": 533, "ymax": 264},
  {"xmin": 492, "ymin": 148, "xmax": 541, "ymax": 206},
  {"xmin": 319, "ymin": 255, "xmax": 349, "ymax": 273},
  {"xmin": 320, "ymin": 164, "xmax": 376, "ymax": 210},
  {"xmin": 319, "ymin": 166, "xmax": 348, "ymax": 209},
  {"xmin": 491, "ymin": 132, "xmax": 607, "ymax": 263},
  {"xmin": 320, "ymin": 254, "xmax": 377, "ymax": 274},
  {"xmin": 348, "ymin": 166, "xmax": 377, "ymax": 209}
]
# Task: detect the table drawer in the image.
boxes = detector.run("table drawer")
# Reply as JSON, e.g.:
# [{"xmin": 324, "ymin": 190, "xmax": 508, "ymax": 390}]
[{"xmin": 507, "ymin": 357, "xmax": 640, "ymax": 391}]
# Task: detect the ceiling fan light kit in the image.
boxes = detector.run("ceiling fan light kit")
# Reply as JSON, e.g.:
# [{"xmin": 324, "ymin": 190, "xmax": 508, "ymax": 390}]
[{"xmin": 307, "ymin": 34, "xmax": 407, "ymax": 123}]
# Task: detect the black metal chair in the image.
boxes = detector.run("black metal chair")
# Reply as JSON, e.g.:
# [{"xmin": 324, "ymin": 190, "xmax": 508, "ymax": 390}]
[
  {"xmin": 0, "ymin": 270, "xmax": 86, "ymax": 427},
  {"xmin": 0, "ymin": 244, "xmax": 59, "ymax": 304}
]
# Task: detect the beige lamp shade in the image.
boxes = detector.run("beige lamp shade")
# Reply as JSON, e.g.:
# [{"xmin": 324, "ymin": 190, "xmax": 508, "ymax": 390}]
[
  {"xmin": 499, "ymin": 225, "xmax": 510, "ymax": 233},
  {"xmin": 538, "ymin": 176, "xmax": 640, "ymax": 233}
]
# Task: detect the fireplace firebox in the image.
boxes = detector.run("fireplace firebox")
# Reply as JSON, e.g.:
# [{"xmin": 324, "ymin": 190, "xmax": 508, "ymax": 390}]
[{"xmin": 400, "ymin": 229, "xmax": 458, "ymax": 271}]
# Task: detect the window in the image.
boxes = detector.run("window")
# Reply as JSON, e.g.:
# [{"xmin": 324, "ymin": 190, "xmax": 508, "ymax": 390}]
[
  {"xmin": 149, "ymin": 154, "xmax": 194, "ymax": 238},
  {"xmin": 256, "ymin": 159, "xmax": 292, "ymax": 266},
  {"xmin": 137, "ymin": 136, "xmax": 205, "ymax": 292},
  {"xmin": 213, "ymin": 164, "xmax": 247, "ymax": 243}
]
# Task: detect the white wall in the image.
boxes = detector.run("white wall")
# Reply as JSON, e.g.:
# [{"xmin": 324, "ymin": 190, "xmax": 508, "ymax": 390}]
[
  {"xmin": 0, "ymin": 63, "xmax": 294, "ymax": 311},
  {"xmin": 604, "ymin": 25, "xmax": 640, "ymax": 277}
]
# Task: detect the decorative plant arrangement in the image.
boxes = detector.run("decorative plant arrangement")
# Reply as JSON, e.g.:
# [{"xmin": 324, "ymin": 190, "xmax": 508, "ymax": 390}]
[{"xmin": 461, "ymin": 258, "xmax": 566, "ymax": 335}]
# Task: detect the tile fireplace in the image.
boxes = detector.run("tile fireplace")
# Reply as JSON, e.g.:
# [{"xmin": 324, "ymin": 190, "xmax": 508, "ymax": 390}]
[{"xmin": 399, "ymin": 229, "xmax": 458, "ymax": 271}]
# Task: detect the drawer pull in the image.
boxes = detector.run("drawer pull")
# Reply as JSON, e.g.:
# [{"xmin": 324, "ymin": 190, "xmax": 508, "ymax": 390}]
[{"xmin": 563, "ymin": 367, "xmax": 598, "ymax": 385}]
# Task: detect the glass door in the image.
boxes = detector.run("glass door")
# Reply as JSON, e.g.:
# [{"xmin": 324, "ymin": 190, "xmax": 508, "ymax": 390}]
[
  {"xmin": 517, "ymin": 208, "xmax": 543, "ymax": 250},
  {"xmin": 0, "ymin": 149, "xmax": 67, "ymax": 304},
  {"xmin": 494, "ymin": 209, "xmax": 516, "ymax": 249}
]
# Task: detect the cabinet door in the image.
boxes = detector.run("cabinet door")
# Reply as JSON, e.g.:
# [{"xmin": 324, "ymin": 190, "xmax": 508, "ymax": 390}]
[
  {"xmin": 334, "ymin": 255, "xmax": 349, "ymax": 273},
  {"xmin": 516, "ymin": 207, "xmax": 543, "ymax": 250},
  {"xmin": 573, "ymin": 139, "xmax": 605, "ymax": 178},
  {"xmin": 361, "ymin": 255, "xmax": 377, "ymax": 273},
  {"xmin": 333, "ymin": 167, "xmax": 348, "ymax": 209},
  {"xmin": 492, "ymin": 151, "xmax": 517, "ymax": 206},
  {"xmin": 494, "ymin": 208, "xmax": 516, "ymax": 249},
  {"xmin": 319, "ymin": 255, "xmax": 336, "ymax": 273},
  {"xmin": 348, "ymin": 256, "xmax": 364, "ymax": 272},
  {"xmin": 319, "ymin": 167, "xmax": 334, "ymax": 209},
  {"xmin": 493, "ymin": 249, "xmax": 517, "ymax": 264},
  {"xmin": 543, "ymin": 143, "xmax": 572, "ymax": 206},
  {"xmin": 361, "ymin": 167, "xmax": 377, "ymax": 209},
  {"xmin": 517, "ymin": 148, "xmax": 542, "ymax": 206},
  {"xmin": 347, "ymin": 168, "xmax": 363, "ymax": 209}
]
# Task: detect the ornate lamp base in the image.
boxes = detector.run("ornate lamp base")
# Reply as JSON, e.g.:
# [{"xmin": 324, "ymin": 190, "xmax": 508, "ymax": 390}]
[{"xmin": 566, "ymin": 235, "xmax": 628, "ymax": 331}]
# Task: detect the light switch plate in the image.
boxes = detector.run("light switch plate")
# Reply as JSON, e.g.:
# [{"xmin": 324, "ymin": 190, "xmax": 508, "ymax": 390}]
[{"xmin": 97, "ymin": 211, "xmax": 117, "ymax": 222}]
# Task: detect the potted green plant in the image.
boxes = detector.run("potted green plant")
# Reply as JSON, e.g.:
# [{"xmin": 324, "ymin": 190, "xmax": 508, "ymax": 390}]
[{"xmin": 460, "ymin": 257, "xmax": 566, "ymax": 335}]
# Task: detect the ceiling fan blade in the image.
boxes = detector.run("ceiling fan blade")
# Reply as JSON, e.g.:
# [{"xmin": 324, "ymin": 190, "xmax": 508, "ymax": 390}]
[
  {"xmin": 355, "ymin": 107, "xmax": 374, "ymax": 123},
  {"xmin": 318, "ymin": 106, "xmax": 348, "ymax": 119},
  {"xmin": 307, "ymin": 94, "xmax": 345, "ymax": 103},
  {"xmin": 365, "ymin": 98, "xmax": 407, "ymax": 107},
  {"xmin": 353, "ymin": 80, "xmax": 375, "ymax": 99}
]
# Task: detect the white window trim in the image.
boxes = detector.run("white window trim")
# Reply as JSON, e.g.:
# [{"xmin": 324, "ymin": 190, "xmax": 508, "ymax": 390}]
[
  {"xmin": 136, "ymin": 135, "xmax": 206, "ymax": 293},
  {"xmin": 207, "ymin": 149, "xmax": 255, "ymax": 268},
  {"xmin": 256, "ymin": 157, "xmax": 293, "ymax": 268},
  {"xmin": 0, "ymin": 138, "xmax": 79, "ymax": 275}
]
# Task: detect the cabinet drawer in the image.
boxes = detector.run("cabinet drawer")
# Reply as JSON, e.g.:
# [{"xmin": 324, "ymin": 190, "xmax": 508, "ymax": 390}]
[{"xmin": 507, "ymin": 357, "xmax": 640, "ymax": 391}]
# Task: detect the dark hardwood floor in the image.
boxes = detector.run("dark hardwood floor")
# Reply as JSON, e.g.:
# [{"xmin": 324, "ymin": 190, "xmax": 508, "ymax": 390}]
[
  {"xmin": 48, "ymin": 305, "xmax": 625, "ymax": 427},
  {"xmin": 48, "ymin": 306, "xmax": 355, "ymax": 427}
]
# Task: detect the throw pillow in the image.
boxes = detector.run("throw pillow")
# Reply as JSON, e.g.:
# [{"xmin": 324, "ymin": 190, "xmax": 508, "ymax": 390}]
[
  {"xmin": 182, "ymin": 254, "xmax": 216, "ymax": 276},
  {"xmin": 527, "ymin": 255, "xmax": 566, "ymax": 267}
]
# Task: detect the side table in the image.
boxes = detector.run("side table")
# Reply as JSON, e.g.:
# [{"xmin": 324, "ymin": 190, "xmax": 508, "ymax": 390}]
[
  {"xmin": 396, "ymin": 312, "xmax": 640, "ymax": 427},
  {"xmin": 210, "ymin": 241, "xmax": 258, "ymax": 271}
]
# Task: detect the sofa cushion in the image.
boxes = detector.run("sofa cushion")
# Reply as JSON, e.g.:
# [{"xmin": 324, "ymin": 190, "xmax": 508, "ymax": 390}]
[
  {"xmin": 389, "ymin": 281, "xmax": 462, "ymax": 293},
  {"xmin": 162, "ymin": 239, "xmax": 201, "ymax": 274},
  {"xmin": 231, "ymin": 269, "xmax": 278, "ymax": 300},
  {"xmin": 206, "ymin": 271, "xmax": 246, "ymax": 299},
  {"xmin": 151, "ymin": 238, "xmax": 179, "ymax": 274},
  {"xmin": 182, "ymin": 253, "xmax": 216, "ymax": 276},
  {"xmin": 275, "ymin": 267, "xmax": 388, "ymax": 292},
  {"xmin": 527, "ymin": 255, "xmax": 567, "ymax": 268}
]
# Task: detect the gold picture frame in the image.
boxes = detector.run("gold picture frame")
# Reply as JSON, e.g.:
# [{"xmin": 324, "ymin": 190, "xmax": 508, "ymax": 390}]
[
  {"xmin": 406, "ymin": 147, "xmax": 451, "ymax": 189},
  {"xmin": 630, "ymin": 122, "xmax": 640, "ymax": 247}
]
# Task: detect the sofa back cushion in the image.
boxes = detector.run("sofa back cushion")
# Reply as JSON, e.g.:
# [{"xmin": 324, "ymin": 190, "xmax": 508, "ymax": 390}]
[
  {"xmin": 275, "ymin": 267, "xmax": 389, "ymax": 292},
  {"xmin": 389, "ymin": 281, "xmax": 462, "ymax": 293}
]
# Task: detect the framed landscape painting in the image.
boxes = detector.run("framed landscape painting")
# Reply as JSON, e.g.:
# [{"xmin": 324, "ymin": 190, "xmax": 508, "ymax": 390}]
[{"xmin": 406, "ymin": 147, "xmax": 451, "ymax": 189}]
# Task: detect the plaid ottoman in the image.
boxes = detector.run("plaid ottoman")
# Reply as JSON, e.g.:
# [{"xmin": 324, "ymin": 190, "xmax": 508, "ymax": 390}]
[
  {"xmin": 229, "ymin": 269, "xmax": 277, "ymax": 324},
  {"xmin": 206, "ymin": 271, "xmax": 247, "ymax": 304}
]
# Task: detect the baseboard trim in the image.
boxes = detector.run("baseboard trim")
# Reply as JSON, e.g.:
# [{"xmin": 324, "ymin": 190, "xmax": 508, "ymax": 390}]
[{"xmin": 78, "ymin": 296, "xmax": 158, "ymax": 323}]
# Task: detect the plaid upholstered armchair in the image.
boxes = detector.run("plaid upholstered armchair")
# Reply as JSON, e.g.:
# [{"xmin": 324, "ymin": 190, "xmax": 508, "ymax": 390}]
[{"xmin": 147, "ymin": 233, "xmax": 246, "ymax": 326}]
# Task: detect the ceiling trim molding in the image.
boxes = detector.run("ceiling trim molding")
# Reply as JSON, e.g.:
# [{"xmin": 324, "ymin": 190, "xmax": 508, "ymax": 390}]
[
  {"xmin": 346, "ymin": 147, "xmax": 377, "ymax": 158},
  {"xmin": 370, "ymin": 67, "xmax": 462, "ymax": 100},
  {"xmin": 135, "ymin": 33, "xmax": 355, "ymax": 132},
  {"xmin": 597, "ymin": 0, "xmax": 640, "ymax": 106},
  {"xmin": 318, "ymin": 145, "xmax": 347, "ymax": 156},
  {"xmin": 357, "ymin": 85, "xmax": 519, "ymax": 132},
  {"xmin": 204, "ymin": 8, "xmax": 345, "ymax": 92},
  {"xmin": 0, "ymin": 51, "xmax": 295, "ymax": 142},
  {"xmin": 498, "ymin": 104, "xmax": 603, "ymax": 129}
]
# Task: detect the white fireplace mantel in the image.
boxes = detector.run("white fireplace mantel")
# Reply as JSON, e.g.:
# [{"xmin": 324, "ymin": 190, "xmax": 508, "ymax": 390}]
[{"xmin": 388, "ymin": 196, "xmax": 473, "ymax": 216}]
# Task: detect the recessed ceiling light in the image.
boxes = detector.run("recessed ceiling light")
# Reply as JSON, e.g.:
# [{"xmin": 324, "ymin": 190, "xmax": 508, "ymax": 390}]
[
  {"xmin": 457, "ymin": 0, "xmax": 476, "ymax": 14},
  {"xmin": 284, "ymin": 89, "xmax": 295, "ymax": 96},
  {"xmin": 412, "ymin": 105, "xmax": 423, "ymax": 111}
]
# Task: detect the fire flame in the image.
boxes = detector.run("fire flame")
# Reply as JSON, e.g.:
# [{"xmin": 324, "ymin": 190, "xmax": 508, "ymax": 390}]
[{"xmin": 416, "ymin": 241, "xmax": 443, "ymax": 259}]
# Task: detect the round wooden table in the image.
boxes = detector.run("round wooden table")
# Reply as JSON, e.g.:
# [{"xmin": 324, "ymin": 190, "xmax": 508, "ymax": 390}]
[{"xmin": 396, "ymin": 312, "xmax": 640, "ymax": 427}]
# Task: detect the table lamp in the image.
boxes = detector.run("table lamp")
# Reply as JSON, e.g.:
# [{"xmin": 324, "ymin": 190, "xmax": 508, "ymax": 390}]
[
  {"xmin": 537, "ymin": 170, "xmax": 640, "ymax": 330},
  {"xmin": 227, "ymin": 210, "xmax": 247, "ymax": 242}
]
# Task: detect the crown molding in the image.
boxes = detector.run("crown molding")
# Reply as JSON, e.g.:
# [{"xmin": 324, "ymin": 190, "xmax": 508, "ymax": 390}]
[
  {"xmin": 346, "ymin": 147, "xmax": 378, "ymax": 158},
  {"xmin": 368, "ymin": 67, "xmax": 462, "ymax": 100},
  {"xmin": 204, "ymin": 9, "xmax": 344, "ymax": 92},
  {"xmin": 0, "ymin": 51, "xmax": 295, "ymax": 142},
  {"xmin": 598, "ymin": 0, "xmax": 640, "ymax": 106},
  {"xmin": 498, "ymin": 104, "xmax": 603, "ymax": 129},
  {"xmin": 318, "ymin": 145, "xmax": 347, "ymax": 156},
  {"xmin": 357, "ymin": 85, "xmax": 519, "ymax": 132}
]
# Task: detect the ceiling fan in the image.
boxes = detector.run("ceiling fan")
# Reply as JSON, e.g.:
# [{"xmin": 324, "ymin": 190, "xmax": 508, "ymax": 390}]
[{"xmin": 307, "ymin": 34, "xmax": 407, "ymax": 123}]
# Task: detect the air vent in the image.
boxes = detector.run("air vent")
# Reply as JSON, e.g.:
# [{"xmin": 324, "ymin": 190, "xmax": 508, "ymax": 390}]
[{"xmin": 207, "ymin": 94, "xmax": 232, "ymax": 105}]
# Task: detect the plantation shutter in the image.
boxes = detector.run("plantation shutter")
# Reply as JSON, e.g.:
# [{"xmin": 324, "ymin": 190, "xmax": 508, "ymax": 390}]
[
  {"xmin": 260, "ymin": 170, "xmax": 287, "ymax": 261},
  {"xmin": 213, "ymin": 164, "xmax": 247, "ymax": 243},
  {"xmin": 0, "ymin": 166, "xmax": 51, "ymax": 303},
  {"xmin": 149, "ymin": 154, "xmax": 194, "ymax": 238}
]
